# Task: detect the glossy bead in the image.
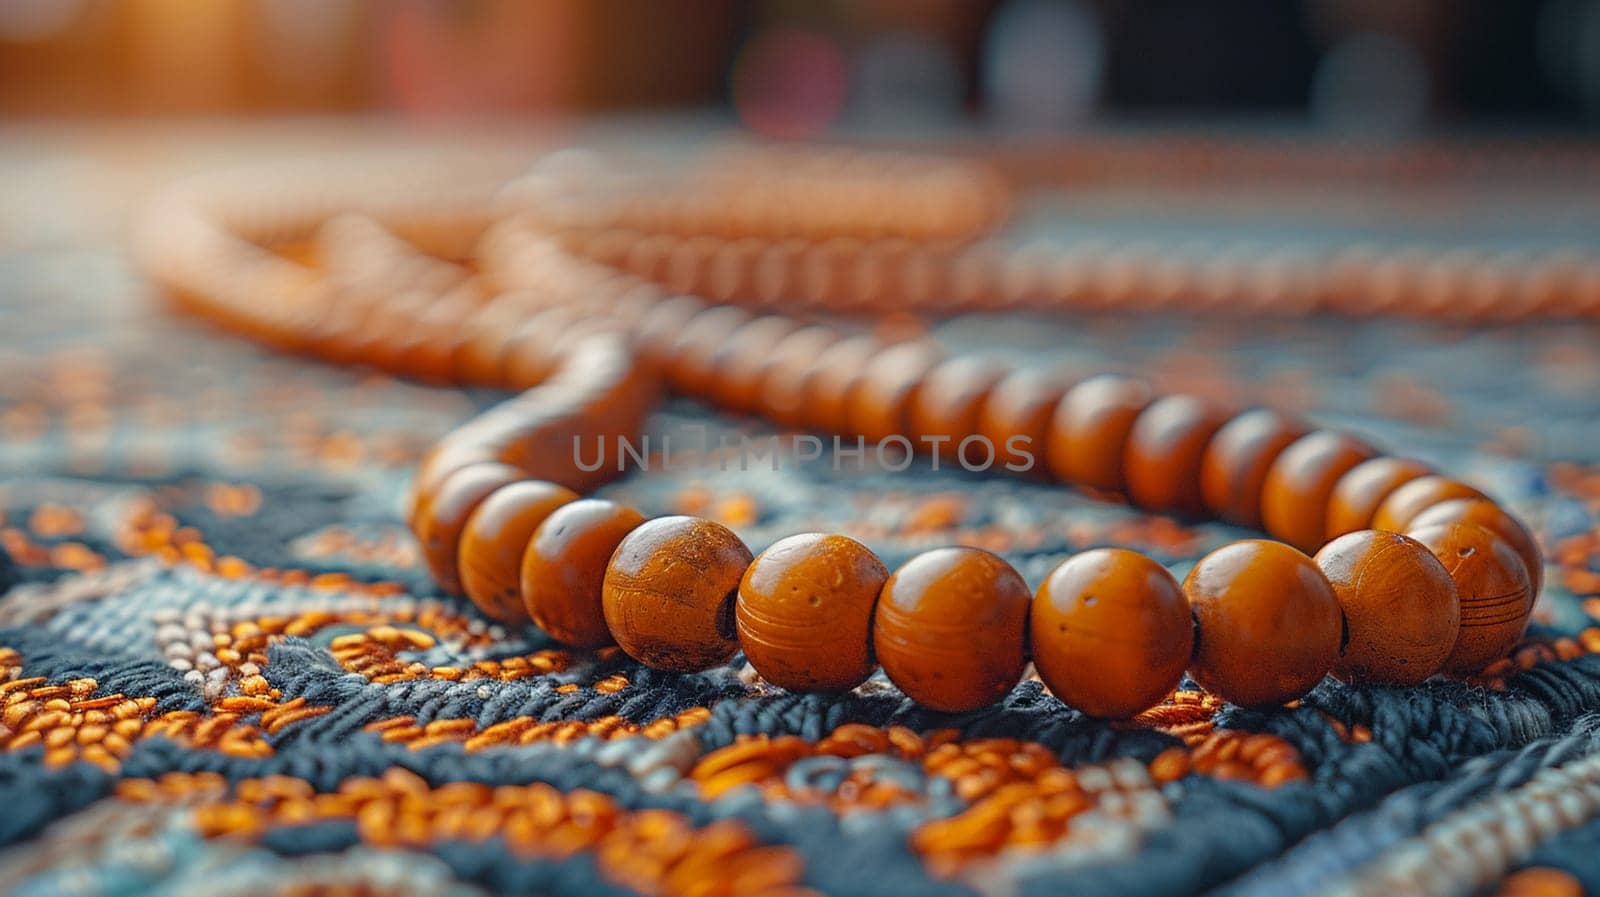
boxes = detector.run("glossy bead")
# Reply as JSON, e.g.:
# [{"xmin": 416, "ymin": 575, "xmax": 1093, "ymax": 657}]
[
  {"xmin": 1198, "ymin": 408, "xmax": 1309, "ymax": 526},
  {"xmin": 756, "ymin": 326, "xmax": 846, "ymax": 429},
  {"xmin": 1325, "ymin": 457, "xmax": 1434, "ymax": 538},
  {"xmin": 521, "ymin": 499, "xmax": 646, "ymax": 648},
  {"xmin": 1260, "ymin": 431, "xmax": 1377, "ymax": 552},
  {"xmin": 459, "ymin": 480, "xmax": 579, "ymax": 623},
  {"xmin": 602, "ymin": 516, "xmax": 753, "ymax": 672},
  {"xmin": 802, "ymin": 336, "xmax": 879, "ymax": 434},
  {"xmin": 1123, "ymin": 394, "xmax": 1230, "ymax": 516},
  {"xmin": 1370, "ymin": 476, "xmax": 1486, "ymax": 531},
  {"xmin": 408, "ymin": 442, "xmax": 495, "ymax": 529},
  {"xmin": 1184, "ymin": 540, "xmax": 1343, "ymax": 707},
  {"xmin": 1031, "ymin": 549, "xmax": 1193, "ymax": 718},
  {"xmin": 907, "ymin": 356, "xmax": 1008, "ymax": 467},
  {"xmin": 874, "ymin": 547, "xmax": 1030, "ymax": 712},
  {"xmin": 500, "ymin": 307, "xmax": 583, "ymax": 389},
  {"xmin": 709, "ymin": 316, "xmax": 800, "ymax": 413},
  {"xmin": 665, "ymin": 306, "xmax": 749, "ymax": 396},
  {"xmin": 1313, "ymin": 530, "xmax": 1459, "ymax": 684},
  {"xmin": 1410, "ymin": 498, "xmax": 1543, "ymax": 596},
  {"xmin": 736, "ymin": 533, "xmax": 888, "ymax": 692},
  {"xmin": 977, "ymin": 365, "xmax": 1074, "ymax": 478},
  {"xmin": 415, "ymin": 462, "xmax": 525, "ymax": 595},
  {"xmin": 1408, "ymin": 522, "xmax": 1533, "ymax": 675},
  {"xmin": 846, "ymin": 341, "xmax": 943, "ymax": 444},
  {"xmin": 1047, "ymin": 374, "xmax": 1153, "ymax": 492}
]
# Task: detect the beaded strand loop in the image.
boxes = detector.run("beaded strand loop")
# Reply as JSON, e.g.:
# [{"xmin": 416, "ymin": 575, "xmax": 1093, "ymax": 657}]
[{"xmin": 134, "ymin": 145, "xmax": 1546, "ymax": 716}]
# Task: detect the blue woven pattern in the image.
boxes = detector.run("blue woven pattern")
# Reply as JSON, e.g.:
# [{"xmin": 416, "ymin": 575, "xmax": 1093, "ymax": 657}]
[{"xmin": 5, "ymin": 167, "xmax": 1600, "ymax": 897}]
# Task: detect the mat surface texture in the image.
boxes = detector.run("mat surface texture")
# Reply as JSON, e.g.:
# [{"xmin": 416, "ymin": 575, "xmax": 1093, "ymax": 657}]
[{"xmin": 3, "ymin": 130, "xmax": 1600, "ymax": 897}]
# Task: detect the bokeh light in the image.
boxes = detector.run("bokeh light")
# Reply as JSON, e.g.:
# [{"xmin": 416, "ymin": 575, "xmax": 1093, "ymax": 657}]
[
  {"xmin": 982, "ymin": 0, "xmax": 1104, "ymax": 131},
  {"xmin": 732, "ymin": 26, "xmax": 849, "ymax": 139},
  {"xmin": 1312, "ymin": 31, "xmax": 1431, "ymax": 135}
]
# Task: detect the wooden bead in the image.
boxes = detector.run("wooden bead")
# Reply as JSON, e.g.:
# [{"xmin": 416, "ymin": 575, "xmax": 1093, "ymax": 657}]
[
  {"xmin": 1410, "ymin": 498, "xmax": 1543, "ymax": 596},
  {"xmin": 521, "ymin": 499, "xmax": 646, "ymax": 648},
  {"xmin": 1313, "ymin": 530, "xmax": 1459, "ymax": 684},
  {"xmin": 1325, "ymin": 457, "xmax": 1434, "ymax": 539},
  {"xmin": 665, "ymin": 306, "xmax": 750, "ymax": 395},
  {"xmin": 602, "ymin": 516, "xmax": 753, "ymax": 672},
  {"xmin": 1370, "ymin": 476, "xmax": 1486, "ymax": 531},
  {"xmin": 756, "ymin": 326, "xmax": 846, "ymax": 429},
  {"xmin": 459, "ymin": 481, "xmax": 579, "ymax": 624},
  {"xmin": 708, "ymin": 316, "xmax": 800, "ymax": 413},
  {"xmin": 976, "ymin": 365, "xmax": 1075, "ymax": 478},
  {"xmin": 846, "ymin": 341, "xmax": 943, "ymax": 444},
  {"xmin": 1123, "ymin": 394, "xmax": 1230, "ymax": 516},
  {"xmin": 736, "ymin": 533, "xmax": 888, "ymax": 692},
  {"xmin": 1198, "ymin": 408, "xmax": 1309, "ymax": 526},
  {"xmin": 1030, "ymin": 548, "xmax": 1193, "ymax": 718},
  {"xmin": 874, "ymin": 547, "xmax": 1030, "ymax": 712},
  {"xmin": 453, "ymin": 304, "xmax": 520, "ymax": 387},
  {"xmin": 408, "ymin": 441, "xmax": 496, "ymax": 527},
  {"xmin": 1260, "ymin": 431, "xmax": 1377, "ymax": 552},
  {"xmin": 802, "ymin": 336, "xmax": 879, "ymax": 433},
  {"xmin": 500, "ymin": 307, "xmax": 582, "ymax": 389},
  {"xmin": 1408, "ymin": 522, "xmax": 1533, "ymax": 675},
  {"xmin": 1047, "ymin": 374, "xmax": 1153, "ymax": 492},
  {"xmin": 1184, "ymin": 539, "xmax": 1343, "ymax": 707},
  {"xmin": 907, "ymin": 356, "xmax": 1008, "ymax": 467},
  {"xmin": 415, "ymin": 462, "xmax": 524, "ymax": 595}
]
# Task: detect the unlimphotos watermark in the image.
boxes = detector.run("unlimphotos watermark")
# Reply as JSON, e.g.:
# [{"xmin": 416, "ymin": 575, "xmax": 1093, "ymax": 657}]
[{"xmin": 573, "ymin": 428, "xmax": 1037, "ymax": 474}]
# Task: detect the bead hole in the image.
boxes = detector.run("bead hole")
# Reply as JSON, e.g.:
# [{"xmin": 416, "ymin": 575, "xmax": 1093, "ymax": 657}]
[
  {"xmin": 716, "ymin": 588, "xmax": 738, "ymax": 642},
  {"xmin": 1457, "ymin": 546, "xmax": 1475, "ymax": 558}
]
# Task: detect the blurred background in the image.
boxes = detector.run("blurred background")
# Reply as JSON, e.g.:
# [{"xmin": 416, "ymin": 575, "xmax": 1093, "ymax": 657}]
[{"xmin": 2, "ymin": 0, "xmax": 1599, "ymax": 135}]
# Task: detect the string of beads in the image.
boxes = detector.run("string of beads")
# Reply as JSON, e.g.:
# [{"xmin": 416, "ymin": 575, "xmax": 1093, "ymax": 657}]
[{"xmin": 133, "ymin": 144, "xmax": 1553, "ymax": 716}]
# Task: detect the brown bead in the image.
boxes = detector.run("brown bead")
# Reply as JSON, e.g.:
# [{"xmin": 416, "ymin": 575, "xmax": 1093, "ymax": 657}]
[
  {"xmin": 1123, "ymin": 394, "xmax": 1230, "ymax": 516},
  {"xmin": 1325, "ymin": 457, "xmax": 1434, "ymax": 538},
  {"xmin": 521, "ymin": 499, "xmax": 646, "ymax": 648},
  {"xmin": 602, "ymin": 516, "xmax": 753, "ymax": 672},
  {"xmin": 1184, "ymin": 540, "xmax": 1343, "ymax": 707},
  {"xmin": 736, "ymin": 533, "xmax": 888, "ymax": 692},
  {"xmin": 500, "ymin": 307, "xmax": 583, "ymax": 390},
  {"xmin": 976, "ymin": 365, "xmax": 1075, "ymax": 478},
  {"xmin": 452, "ymin": 302, "xmax": 522, "ymax": 387},
  {"xmin": 1410, "ymin": 498, "xmax": 1543, "ymax": 596},
  {"xmin": 906, "ymin": 356, "xmax": 1008, "ymax": 467},
  {"xmin": 663, "ymin": 306, "xmax": 750, "ymax": 396},
  {"xmin": 874, "ymin": 547, "xmax": 1030, "ymax": 712},
  {"xmin": 1260, "ymin": 431, "xmax": 1378, "ymax": 552},
  {"xmin": 1313, "ymin": 530, "xmax": 1459, "ymax": 685},
  {"xmin": 708, "ymin": 316, "xmax": 800, "ymax": 414},
  {"xmin": 802, "ymin": 336, "xmax": 879, "ymax": 434},
  {"xmin": 1198, "ymin": 409, "xmax": 1309, "ymax": 526},
  {"xmin": 459, "ymin": 480, "xmax": 580, "ymax": 624},
  {"xmin": 1030, "ymin": 548, "xmax": 1193, "ymax": 718},
  {"xmin": 408, "ymin": 440, "xmax": 497, "ymax": 527},
  {"xmin": 1370, "ymin": 476, "xmax": 1486, "ymax": 531},
  {"xmin": 1047, "ymin": 375, "xmax": 1153, "ymax": 492},
  {"xmin": 414, "ymin": 462, "xmax": 525, "ymax": 595},
  {"xmin": 1408, "ymin": 522, "xmax": 1533, "ymax": 675},
  {"xmin": 845, "ymin": 341, "xmax": 943, "ymax": 444},
  {"xmin": 756, "ymin": 326, "xmax": 846, "ymax": 429}
]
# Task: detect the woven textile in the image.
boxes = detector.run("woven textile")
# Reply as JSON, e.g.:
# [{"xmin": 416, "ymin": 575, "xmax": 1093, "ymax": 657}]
[{"xmin": 4, "ymin": 130, "xmax": 1600, "ymax": 897}]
